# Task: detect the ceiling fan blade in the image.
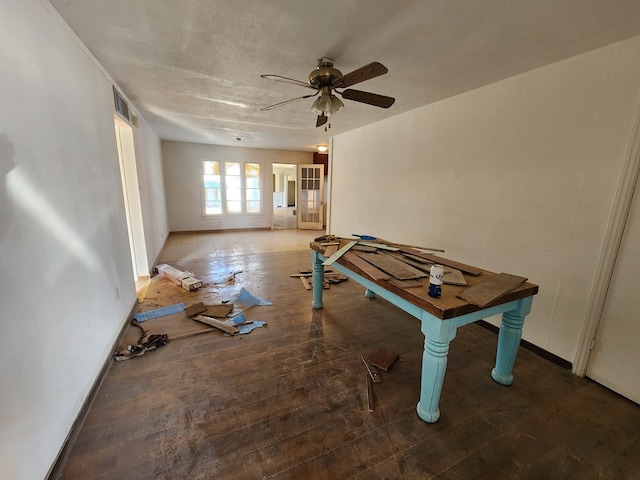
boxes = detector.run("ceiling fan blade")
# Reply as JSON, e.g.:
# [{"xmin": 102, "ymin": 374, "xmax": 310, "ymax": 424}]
[
  {"xmin": 340, "ymin": 89, "xmax": 395, "ymax": 108},
  {"xmin": 316, "ymin": 114, "xmax": 328, "ymax": 128},
  {"xmin": 260, "ymin": 74, "xmax": 317, "ymax": 90},
  {"xmin": 261, "ymin": 92, "xmax": 318, "ymax": 111},
  {"xmin": 332, "ymin": 62, "xmax": 388, "ymax": 88}
]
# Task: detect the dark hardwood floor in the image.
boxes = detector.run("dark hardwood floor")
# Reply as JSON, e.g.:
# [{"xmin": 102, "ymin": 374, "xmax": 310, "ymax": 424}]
[{"xmin": 53, "ymin": 231, "xmax": 640, "ymax": 479}]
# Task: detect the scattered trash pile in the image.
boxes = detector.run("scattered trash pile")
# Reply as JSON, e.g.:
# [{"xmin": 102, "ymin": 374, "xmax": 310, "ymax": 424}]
[{"xmin": 115, "ymin": 282, "xmax": 272, "ymax": 361}]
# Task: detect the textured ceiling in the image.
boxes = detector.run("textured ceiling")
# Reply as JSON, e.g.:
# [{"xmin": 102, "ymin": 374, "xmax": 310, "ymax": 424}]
[{"xmin": 50, "ymin": 0, "xmax": 640, "ymax": 152}]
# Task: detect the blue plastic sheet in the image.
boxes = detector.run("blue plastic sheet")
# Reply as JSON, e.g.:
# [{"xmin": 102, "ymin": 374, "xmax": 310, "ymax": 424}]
[
  {"xmin": 224, "ymin": 314, "xmax": 267, "ymax": 335},
  {"xmin": 228, "ymin": 287, "xmax": 272, "ymax": 317},
  {"xmin": 133, "ymin": 302, "xmax": 185, "ymax": 322}
]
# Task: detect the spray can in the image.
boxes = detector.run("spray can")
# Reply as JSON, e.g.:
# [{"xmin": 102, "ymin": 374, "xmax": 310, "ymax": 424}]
[{"xmin": 428, "ymin": 264, "xmax": 444, "ymax": 298}]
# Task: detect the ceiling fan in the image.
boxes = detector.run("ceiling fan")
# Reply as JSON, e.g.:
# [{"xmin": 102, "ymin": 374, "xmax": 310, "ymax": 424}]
[{"xmin": 260, "ymin": 57, "xmax": 395, "ymax": 128}]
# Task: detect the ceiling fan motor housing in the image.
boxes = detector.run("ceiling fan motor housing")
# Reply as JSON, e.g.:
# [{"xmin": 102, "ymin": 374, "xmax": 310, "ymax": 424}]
[{"xmin": 309, "ymin": 58, "xmax": 342, "ymax": 87}]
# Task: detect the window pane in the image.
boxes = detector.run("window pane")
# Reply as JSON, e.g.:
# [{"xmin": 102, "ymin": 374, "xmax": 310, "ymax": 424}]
[
  {"xmin": 225, "ymin": 162, "xmax": 241, "ymax": 176},
  {"xmin": 227, "ymin": 200, "xmax": 241, "ymax": 213},
  {"xmin": 246, "ymin": 177, "xmax": 260, "ymax": 189},
  {"xmin": 203, "ymin": 160, "xmax": 222, "ymax": 215},
  {"xmin": 245, "ymin": 163, "xmax": 260, "ymax": 177},
  {"xmin": 203, "ymin": 160, "xmax": 219, "ymax": 175},
  {"xmin": 247, "ymin": 201, "xmax": 261, "ymax": 213},
  {"xmin": 246, "ymin": 189, "xmax": 261, "ymax": 201},
  {"xmin": 226, "ymin": 176, "xmax": 241, "ymax": 189},
  {"xmin": 227, "ymin": 188, "xmax": 241, "ymax": 201}
]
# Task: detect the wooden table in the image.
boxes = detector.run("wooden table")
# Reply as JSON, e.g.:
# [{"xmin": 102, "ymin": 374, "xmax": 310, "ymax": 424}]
[{"xmin": 310, "ymin": 240, "xmax": 539, "ymax": 423}]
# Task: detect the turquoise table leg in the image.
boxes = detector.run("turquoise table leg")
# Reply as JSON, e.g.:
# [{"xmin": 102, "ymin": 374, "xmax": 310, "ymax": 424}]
[
  {"xmin": 364, "ymin": 288, "xmax": 376, "ymax": 299},
  {"xmin": 491, "ymin": 296, "xmax": 533, "ymax": 385},
  {"xmin": 311, "ymin": 251, "xmax": 324, "ymax": 309},
  {"xmin": 416, "ymin": 317, "xmax": 457, "ymax": 423}
]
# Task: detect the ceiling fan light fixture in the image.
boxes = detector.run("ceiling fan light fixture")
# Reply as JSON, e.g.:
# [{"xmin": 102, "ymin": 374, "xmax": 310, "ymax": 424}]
[
  {"xmin": 311, "ymin": 94, "xmax": 333, "ymax": 115},
  {"xmin": 329, "ymin": 96, "xmax": 344, "ymax": 115}
]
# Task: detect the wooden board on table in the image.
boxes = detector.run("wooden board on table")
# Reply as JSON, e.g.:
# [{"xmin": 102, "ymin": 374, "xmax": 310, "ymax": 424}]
[
  {"xmin": 323, "ymin": 240, "xmax": 358, "ymax": 266},
  {"xmin": 343, "ymin": 251, "xmax": 390, "ymax": 281},
  {"xmin": 458, "ymin": 273, "xmax": 527, "ymax": 307},
  {"xmin": 443, "ymin": 268, "xmax": 467, "ymax": 286},
  {"xmin": 323, "ymin": 244, "xmax": 339, "ymax": 258},
  {"xmin": 388, "ymin": 252, "xmax": 433, "ymax": 272},
  {"xmin": 356, "ymin": 251, "xmax": 427, "ymax": 280},
  {"xmin": 389, "ymin": 278, "xmax": 423, "ymax": 289},
  {"xmin": 400, "ymin": 248, "xmax": 484, "ymax": 276},
  {"xmin": 352, "ymin": 245, "xmax": 378, "ymax": 253}
]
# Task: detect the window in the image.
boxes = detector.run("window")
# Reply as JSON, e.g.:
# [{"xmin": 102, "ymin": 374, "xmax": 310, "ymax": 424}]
[{"xmin": 202, "ymin": 160, "xmax": 262, "ymax": 215}]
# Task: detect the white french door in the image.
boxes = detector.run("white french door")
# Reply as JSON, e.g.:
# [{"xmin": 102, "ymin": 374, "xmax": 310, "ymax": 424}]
[{"xmin": 297, "ymin": 164, "xmax": 324, "ymax": 230}]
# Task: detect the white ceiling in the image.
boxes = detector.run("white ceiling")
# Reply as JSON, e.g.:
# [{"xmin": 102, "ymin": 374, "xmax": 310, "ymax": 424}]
[{"xmin": 50, "ymin": 0, "xmax": 640, "ymax": 153}]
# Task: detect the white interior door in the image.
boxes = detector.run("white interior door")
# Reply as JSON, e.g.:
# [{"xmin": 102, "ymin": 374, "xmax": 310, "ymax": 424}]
[
  {"xmin": 586, "ymin": 173, "xmax": 640, "ymax": 404},
  {"xmin": 297, "ymin": 164, "xmax": 324, "ymax": 230}
]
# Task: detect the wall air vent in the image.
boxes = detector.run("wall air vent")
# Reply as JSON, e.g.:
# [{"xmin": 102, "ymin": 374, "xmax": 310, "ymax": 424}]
[{"xmin": 113, "ymin": 86, "xmax": 130, "ymax": 122}]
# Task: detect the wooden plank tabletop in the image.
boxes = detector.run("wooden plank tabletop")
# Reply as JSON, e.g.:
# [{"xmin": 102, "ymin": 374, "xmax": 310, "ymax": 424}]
[{"xmin": 311, "ymin": 239, "xmax": 538, "ymax": 319}]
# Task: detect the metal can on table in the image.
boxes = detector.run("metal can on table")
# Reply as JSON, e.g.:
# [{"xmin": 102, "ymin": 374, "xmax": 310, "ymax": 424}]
[{"xmin": 428, "ymin": 264, "xmax": 444, "ymax": 298}]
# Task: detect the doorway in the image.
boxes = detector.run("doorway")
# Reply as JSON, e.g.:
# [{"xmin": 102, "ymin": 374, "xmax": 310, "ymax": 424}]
[
  {"xmin": 585, "ymin": 169, "xmax": 640, "ymax": 404},
  {"xmin": 272, "ymin": 163, "xmax": 297, "ymax": 230},
  {"xmin": 114, "ymin": 115, "xmax": 149, "ymax": 281}
]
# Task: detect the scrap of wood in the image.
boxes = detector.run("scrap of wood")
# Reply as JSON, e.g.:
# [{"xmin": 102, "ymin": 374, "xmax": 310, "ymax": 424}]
[
  {"xmin": 343, "ymin": 251, "xmax": 390, "ymax": 281},
  {"xmin": 323, "ymin": 240, "xmax": 357, "ymax": 265},
  {"xmin": 401, "ymin": 252, "xmax": 432, "ymax": 264},
  {"xmin": 362, "ymin": 356, "xmax": 382, "ymax": 383},
  {"xmin": 457, "ymin": 273, "xmax": 527, "ymax": 307},
  {"xmin": 356, "ymin": 251, "xmax": 427, "ymax": 280},
  {"xmin": 369, "ymin": 346, "xmax": 399, "ymax": 372},
  {"xmin": 204, "ymin": 303, "xmax": 234, "ymax": 318},
  {"xmin": 366, "ymin": 374, "xmax": 374, "ymax": 412},
  {"xmin": 300, "ymin": 276, "xmax": 311, "ymax": 290},
  {"xmin": 388, "ymin": 252, "xmax": 433, "ymax": 272},
  {"xmin": 357, "ymin": 241, "xmax": 399, "ymax": 251},
  {"xmin": 351, "ymin": 245, "xmax": 378, "ymax": 253},
  {"xmin": 401, "ymin": 249, "xmax": 483, "ymax": 276},
  {"xmin": 388, "ymin": 278, "xmax": 423, "ymax": 289},
  {"xmin": 443, "ymin": 268, "xmax": 467, "ymax": 286},
  {"xmin": 184, "ymin": 302, "xmax": 208, "ymax": 317},
  {"xmin": 169, "ymin": 327, "xmax": 216, "ymax": 341},
  {"xmin": 322, "ymin": 244, "xmax": 339, "ymax": 257},
  {"xmin": 192, "ymin": 315, "xmax": 239, "ymax": 335}
]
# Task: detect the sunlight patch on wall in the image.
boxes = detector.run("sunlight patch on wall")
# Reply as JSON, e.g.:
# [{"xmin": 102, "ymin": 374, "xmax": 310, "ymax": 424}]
[{"xmin": 6, "ymin": 167, "xmax": 100, "ymax": 275}]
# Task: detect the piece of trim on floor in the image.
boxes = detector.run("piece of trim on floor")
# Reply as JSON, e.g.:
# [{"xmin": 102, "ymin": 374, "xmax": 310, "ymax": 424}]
[
  {"xmin": 476, "ymin": 320, "xmax": 573, "ymax": 371},
  {"xmin": 46, "ymin": 301, "xmax": 138, "ymax": 480}
]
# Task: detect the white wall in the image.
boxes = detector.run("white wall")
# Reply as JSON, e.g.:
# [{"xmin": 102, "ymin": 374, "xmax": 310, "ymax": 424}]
[
  {"xmin": 0, "ymin": 2, "xmax": 168, "ymax": 479},
  {"xmin": 330, "ymin": 37, "xmax": 640, "ymax": 363},
  {"xmin": 162, "ymin": 141, "xmax": 312, "ymax": 231}
]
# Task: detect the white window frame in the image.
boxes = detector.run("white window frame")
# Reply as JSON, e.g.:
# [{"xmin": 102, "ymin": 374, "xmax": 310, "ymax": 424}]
[{"xmin": 201, "ymin": 159, "xmax": 263, "ymax": 216}]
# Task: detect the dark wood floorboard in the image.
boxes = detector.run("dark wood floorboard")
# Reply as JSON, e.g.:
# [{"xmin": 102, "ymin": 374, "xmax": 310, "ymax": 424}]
[{"xmin": 53, "ymin": 232, "xmax": 640, "ymax": 480}]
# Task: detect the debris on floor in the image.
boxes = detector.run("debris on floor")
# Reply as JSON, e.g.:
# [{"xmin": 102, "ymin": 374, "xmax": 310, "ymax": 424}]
[
  {"xmin": 291, "ymin": 268, "xmax": 349, "ymax": 290},
  {"xmin": 155, "ymin": 263, "xmax": 204, "ymax": 291},
  {"xmin": 114, "ymin": 325, "xmax": 169, "ymax": 362},
  {"xmin": 368, "ymin": 346, "xmax": 399, "ymax": 372},
  {"xmin": 228, "ymin": 287, "xmax": 272, "ymax": 317},
  {"xmin": 223, "ymin": 313, "xmax": 267, "ymax": 335},
  {"xmin": 133, "ymin": 302, "xmax": 185, "ymax": 322},
  {"xmin": 191, "ymin": 311, "xmax": 267, "ymax": 336}
]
